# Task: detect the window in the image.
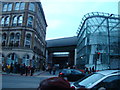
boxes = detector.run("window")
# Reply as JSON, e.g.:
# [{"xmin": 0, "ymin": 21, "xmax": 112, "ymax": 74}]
[
  {"xmin": 15, "ymin": 2, "xmax": 20, "ymax": 10},
  {"xmin": 18, "ymin": 15, "xmax": 23, "ymax": 26},
  {"xmin": 93, "ymin": 75, "xmax": 120, "ymax": 89},
  {"xmin": 1, "ymin": 17, "xmax": 4, "ymax": 26},
  {"xmin": 4, "ymin": 16, "xmax": 10, "ymax": 26},
  {"xmin": 12, "ymin": 16, "xmax": 17, "ymax": 26},
  {"xmin": 3, "ymin": 3, "xmax": 7, "ymax": 11},
  {"xmin": 25, "ymin": 34, "xmax": 31, "ymax": 48},
  {"xmin": 9, "ymin": 33, "xmax": 15, "ymax": 47},
  {"xmin": 20, "ymin": 3, "xmax": 25, "ymax": 10},
  {"xmin": 7, "ymin": 3, "xmax": 12, "ymax": 11},
  {"xmin": 15, "ymin": 33, "xmax": 20, "ymax": 47},
  {"xmin": 29, "ymin": 3, "xmax": 35, "ymax": 11},
  {"xmin": 27, "ymin": 16, "xmax": 33, "ymax": 27},
  {"xmin": 2, "ymin": 33, "xmax": 7, "ymax": 46}
]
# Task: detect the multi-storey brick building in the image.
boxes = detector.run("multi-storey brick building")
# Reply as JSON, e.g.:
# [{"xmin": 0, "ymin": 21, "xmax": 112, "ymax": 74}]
[{"xmin": 0, "ymin": 1, "xmax": 47, "ymax": 70}]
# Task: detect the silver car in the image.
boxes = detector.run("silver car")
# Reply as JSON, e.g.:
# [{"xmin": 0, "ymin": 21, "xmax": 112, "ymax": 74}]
[{"xmin": 71, "ymin": 70, "xmax": 120, "ymax": 90}]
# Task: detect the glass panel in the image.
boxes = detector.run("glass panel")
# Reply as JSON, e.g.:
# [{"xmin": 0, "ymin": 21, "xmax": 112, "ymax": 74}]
[
  {"xmin": 5, "ymin": 16, "xmax": 10, "ymax": 26},
  {"xmin": 29, "ymin": 3, "xmax": 35, "ymax": 11},
  {"xmin": 27, "ymin": 16, "xmax": 33, "ymax": 27},
  {"xmin": 15, "ymin": 2, "xmax": 20, "ymax": 10},
  {"xmin": 13, "ymin": 16, "xmax": 17, "ymax": 26},
  {"xmin": 3, "ymin": 4, "xmax": 7, "ymax": 11},
  {"xmin": 1, "ymin": 17, "xmax": 4, "ymax": 26},
  {"xmin": 78, "ymin": 73, "xmax": 104, "ymax": 88},
  {"xmin": 8, "ymin": 3, "xmax": 12, "ymax": 11},
  {"xmin": 18, "ymin": 16, "xmax": 23, "ymax": 26},
  {"xmin": 20, "ymin": 3, "xmax": 25, "ymax": 10}
]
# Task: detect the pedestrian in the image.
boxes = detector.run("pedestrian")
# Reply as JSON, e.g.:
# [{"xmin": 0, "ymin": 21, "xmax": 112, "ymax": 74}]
[
  {"xmin": 30, "ymin": 66, "xmax": 35, "ymax": 76},
  {"xmin": 25, "ymin": 66, "xmax": 28, "ymax": 76},
  {"xmin": 92, "ymin": 66, "xmax": 95, "ymax": 72},
  {"xmin": 6, "ymin": 64, "xmax": 11, "ymax": 74},
  {"xmin": 48, "ymin": 66, "xmax": 52, "ymax": 74},
  {"xmin": 37, "ymin": 77, "xmax": 75, "ymax": 90},
  {"xmin": 20, "ymin": 64, "xmax": 25, "ymax": 75},
  {"xmin": 52, "ymin": 66, "xmax": 56, "ymax": 75},
  {"xmin": 85, "ymin": 67, "xmax": 89, "ymax": 74}
]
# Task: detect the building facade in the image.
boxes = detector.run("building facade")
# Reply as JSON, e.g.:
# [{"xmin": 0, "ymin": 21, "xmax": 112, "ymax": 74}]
[
  {"xmin": 0, "ymin": 2, "xmax": 47, "ymax": 70},
  {"xmin": 76, "ymin": 12, "xmax": 120, "ymax": 70}
]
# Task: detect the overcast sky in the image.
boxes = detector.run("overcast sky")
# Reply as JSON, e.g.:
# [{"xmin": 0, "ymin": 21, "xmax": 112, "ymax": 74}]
[{"xmin": 41, "ymin": 0, "xmax": 119, "ymax": 40}]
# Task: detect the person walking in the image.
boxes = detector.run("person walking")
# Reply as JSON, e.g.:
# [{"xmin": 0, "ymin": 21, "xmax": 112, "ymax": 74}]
[
  {"xmin": 52, "ymin": 66, "xmax": 56, "ymax": 75},
  {"xmin": 48, "ymin": 66, "xmax": 52, "ymax": 74},
  {"xmin": 20, "ymin": 64, "xmax": 25, "ymax": 75}
]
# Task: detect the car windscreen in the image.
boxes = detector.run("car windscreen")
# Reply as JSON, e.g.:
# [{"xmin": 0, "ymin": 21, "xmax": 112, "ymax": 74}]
[{"xmin": 77, "ymin": 73, "xmax": 104, "ymax": 88}]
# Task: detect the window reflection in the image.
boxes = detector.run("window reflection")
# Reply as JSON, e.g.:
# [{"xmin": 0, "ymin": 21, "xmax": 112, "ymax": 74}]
[
  {"xmin": 8, "ymin": 3, "xmax": 12, "ymax": 11},
  {"xmin": 29, "ymin": 3, "xmax": 35, "ymax": 11},
  {"xmin": 18, "ymin": 15, "xmax": 23, "ymax": 26},
  {"xmin": 3, "ymin": 3, "xmax": 7, "ymax": 11},
  {"xmin": 1, "ymin": 17, "xmax": 4, "ymax": 26},
  {"xmin": 5, "ymin": 16, "xmax": 10, "ymax": 26},
  {"xmin": 15, "ymin": 2, "xmax": 20, "ymax": 10},
  {"xmin": 20, "ymin": 3, "xmax": 25, "ymax": 10},
  {"xmin": 12, "ymin": 16, "xmax": 17, "ymax": 26},
  {"xmin": 27, "ymin": 16, "xmax": 33, "ymax": 27}
]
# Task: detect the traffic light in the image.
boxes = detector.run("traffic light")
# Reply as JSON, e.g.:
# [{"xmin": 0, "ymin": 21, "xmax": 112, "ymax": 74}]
[{"xmin": 96, "ymin": 52, "xmax": 100, "ymax": 59}]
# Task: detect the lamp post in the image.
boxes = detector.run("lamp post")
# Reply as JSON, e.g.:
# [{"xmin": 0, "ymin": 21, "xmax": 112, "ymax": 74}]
[{"xmin": 107, "ymin": 14, "xmax": 113, "ymax": 69}]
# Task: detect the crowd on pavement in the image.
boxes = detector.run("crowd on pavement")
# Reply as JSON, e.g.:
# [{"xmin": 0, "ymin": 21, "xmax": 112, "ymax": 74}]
[{"xmin": 2, "ymin": 63, "xmax": 35, "ymax": 76}]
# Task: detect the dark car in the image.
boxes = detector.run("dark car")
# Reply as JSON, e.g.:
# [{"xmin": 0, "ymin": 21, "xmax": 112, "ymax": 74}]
[{"xmin": 59, "ymin": 69, "xmax": 86, "ymax": 82}]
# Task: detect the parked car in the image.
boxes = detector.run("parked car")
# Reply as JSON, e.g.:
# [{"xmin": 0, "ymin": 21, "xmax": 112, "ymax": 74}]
[
  {"xmin": 71, "ymin": 70, "xmax": 120, "ymax": 90},
  {"xmin": 59, "ymin": 69, "xmax": 86, "ymax": 82}
]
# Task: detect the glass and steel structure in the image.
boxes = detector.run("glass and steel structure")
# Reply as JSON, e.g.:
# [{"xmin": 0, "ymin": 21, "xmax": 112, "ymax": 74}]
[{"xmin": 76, "ymin": 12, "xmax": 120, "ymax": 70}]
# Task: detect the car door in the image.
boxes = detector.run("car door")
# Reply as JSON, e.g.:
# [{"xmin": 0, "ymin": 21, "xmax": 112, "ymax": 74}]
[{"xmin": 92, "ymin": 75, "xmax": 120, "ymax": 90}]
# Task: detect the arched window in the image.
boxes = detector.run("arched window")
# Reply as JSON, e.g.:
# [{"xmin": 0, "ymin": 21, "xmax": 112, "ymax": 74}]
[
  {"xmin": 20, "ymin": 3, "xmax": 25, "ymax": 10},
  {"xmin": 3, "ymin": 3, "xmax": 7, "ymax": 11},
  {"xmin": 25, "ymin": 34, "xmax": 31, "ymax": 48},
  {"xmin": 15, "ymin": 2, "xmax": 20, "ymax": 10},
  {"xmin": 15, "ymin": 33, "xmax": 20, "ymax": 47},
  {"xmin": 7, "ymin": 3, "xmax": 12, "ymax": 11},
  {"xmin": 9, "ymin": 33, "xmax": 15, "ymax": 47},
  {"xmin": 18, "ymin": 15, "xmax": 23, "ymax": 26},
  {"xmin": 4, "ymin": 16, "xmax": 10, "ymax": 26},
  {"xmin": 29, "ymin": 3, "xmax": 35, "ymax": 11},
  {"xmin": 1, "ymin": 17, "xmax": 4, "ymax": 26},
  {"xmin": 2, "ymin": 33, "xmax": 7, "ymax": 46},
  {"xmin": 27, "ymin": 16, "xmax": 33, "ymax": 27},
  {"xmin": 12, "ymin": 16, "xmax": 17, "ymax": 26}
]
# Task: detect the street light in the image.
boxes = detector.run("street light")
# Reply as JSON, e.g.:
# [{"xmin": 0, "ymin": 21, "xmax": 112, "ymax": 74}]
[{"xmin": 107, "ymin": 14, "xmax": 113, "ymax": 69}]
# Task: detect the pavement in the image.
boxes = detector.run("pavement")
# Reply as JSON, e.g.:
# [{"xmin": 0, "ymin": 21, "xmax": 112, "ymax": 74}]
[{"xmin": 0, "ymin": 70, "xmax": 46, "ymax": 76}]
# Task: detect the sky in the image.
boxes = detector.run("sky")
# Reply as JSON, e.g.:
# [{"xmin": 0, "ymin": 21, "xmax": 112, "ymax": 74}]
[{"xmin": 41, "ymin": 0, "xmax": 119, "ymax": 40}]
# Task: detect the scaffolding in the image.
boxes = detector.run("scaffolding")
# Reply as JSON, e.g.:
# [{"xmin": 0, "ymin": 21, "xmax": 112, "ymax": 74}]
[{"xmin": 77, "ymin": 12, "xmax": 120, "ymax": 70}]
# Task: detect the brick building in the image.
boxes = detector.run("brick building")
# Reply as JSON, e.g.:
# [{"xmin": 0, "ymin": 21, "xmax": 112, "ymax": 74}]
[{"xmin": 0, "ymin": 1, "xmax": 47, "ymax": 70}]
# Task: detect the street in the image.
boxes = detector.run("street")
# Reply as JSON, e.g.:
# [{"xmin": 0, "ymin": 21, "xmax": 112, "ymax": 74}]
[{"xmin": 2, "ymin": 71, "xmax": 59, "ymax": 90}]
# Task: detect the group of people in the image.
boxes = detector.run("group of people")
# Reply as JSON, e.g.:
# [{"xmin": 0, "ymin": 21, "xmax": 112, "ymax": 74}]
[
  {"xmin": 84, "ymin": 66, "xmax": 95, "ymax": 74},
  {"xmin": 2, "ymin": 63, "xmax": 35, "ymax": 76}
]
